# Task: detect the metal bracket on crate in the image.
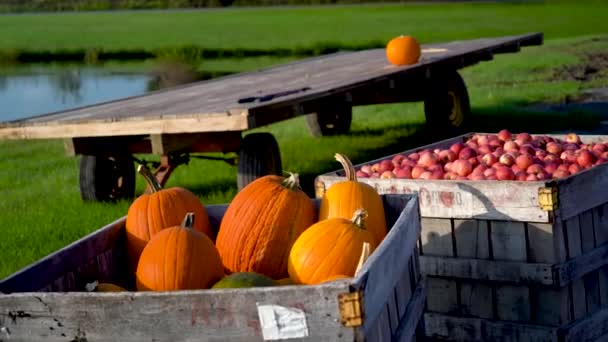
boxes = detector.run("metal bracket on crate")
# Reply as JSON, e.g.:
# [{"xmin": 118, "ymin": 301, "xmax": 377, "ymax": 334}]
[
  {"xmin": 338, "ymin": 291, "xmax": 364, "ymax": 327},
  {"xmin": 538, "ymin": 186, "xmax": 559, "ymax": 211}
]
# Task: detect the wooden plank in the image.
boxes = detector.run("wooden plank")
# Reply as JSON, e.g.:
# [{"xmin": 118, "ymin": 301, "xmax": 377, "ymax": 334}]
[
  {"xmin": 316, "ymin": 175, "xmax": 550, "ymax": 223},
  {"xmin": 528, "ymin": 221, "xmax": 569, "ymax": 326},
  {"xmin": 558, "ymin": 163, "xmax": 608, "ymax": 221},
  {"xmin": 594, "ymin": 203, "xmax": 608, "ymax": 306},
  {"xmin": 0, "ymin": 284, "xmax": 354, "ymax": 342},
  {"xmin": 454, "ymin": 219, "xmax": 492, "ymax": 319},
  {"xmin": 355, "ymin": 195, "xmax": 421, "ymax": 332},
  {"xmin": 64, "ymin": 135, "xmax": 150, "ymax": 156},
  {"xmin": 564, "ymin": 215, "xmax": 586, "ymax": 320},
  {"xmin": 491, "ymin": 221, "xmax": 531, "ymax": 322},
  {"xmin": 150, "ymin": 132, "xmax": 242, "ymax": 155},
  {"xmin": 393, "ymin": 279, "xmax": 427, "ymax": 342},
  {"xmin": 459, "ymin": 280, "xmax": 493, "ymax": 319},
  {"xmin": 580, "ymin": 210, "xmax": 601, "ymax": 315},
  {"xmin": 425, "ymin": 312, "xmax": 558, "ymax": 342},
  {"xmin": 420, "ymin": 218, "xmax": 454, "ymax": 256},
  {"xmin": 394, "ymin": 258, "xmax": 414, "ymax": 320},
  {"xmin": 365, "ymin": 306, "xmax": 392, "ymax": 342},
  {"xmin": 560, "ymin": 306, "xmax": 608, "ymax": 342},
  {"xmin": 425, "ymin": 277, "xmax": 458, "ymax": 314},
  {"xmin": 419, "ymin": 256, "xmax": 553, "ymax": 284},
  {"xmin": 0, "ymin": 113, "xmax": 250, "ymax": 139}
]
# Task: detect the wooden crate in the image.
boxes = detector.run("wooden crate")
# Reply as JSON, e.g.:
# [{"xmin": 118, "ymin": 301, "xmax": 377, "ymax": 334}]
[
  {"xmin": 0, "ymin": 195, "xmax": 425, "ymax": 342},
  {"xmin": 315, "ymin": 133, "xmax": 608, "ymax": 342}
]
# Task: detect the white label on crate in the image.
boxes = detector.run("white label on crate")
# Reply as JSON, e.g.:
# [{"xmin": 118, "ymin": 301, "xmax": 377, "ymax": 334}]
[{"xmin": 257, "ymin": 304, "xmax": 309, "ymax": 340}]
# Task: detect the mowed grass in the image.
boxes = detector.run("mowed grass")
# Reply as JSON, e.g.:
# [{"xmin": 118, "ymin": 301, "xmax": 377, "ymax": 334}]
[
  {"xmin": 0, "ymin": 1, "xmax": 607, "ymax": 52},
  {"xmin": 2, "ymin": 4, "xmax": 608, "ymax": 278}
]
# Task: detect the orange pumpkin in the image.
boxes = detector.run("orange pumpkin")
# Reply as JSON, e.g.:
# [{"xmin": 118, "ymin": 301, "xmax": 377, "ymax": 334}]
[
  {"xmin": 386, "ymin": 35, "xmax": 421, "ymax": 66},
  {"xmin": 288, "ymin": 209, "xmax": 375, "ymax": 285},
  {"xmin": 216, "ymin": 173, "xmax": 316, "ymax": 279},
  {"xmin": 136, "ymin": 213, "xmax": 223, "ymax": 291},
  {"xmin": 319, "ymin": 153, "xmax": 387, "ymax": 247},
  {"xmin": 125, "ymin": 165, "xmax": 212, "ymax": 273}
]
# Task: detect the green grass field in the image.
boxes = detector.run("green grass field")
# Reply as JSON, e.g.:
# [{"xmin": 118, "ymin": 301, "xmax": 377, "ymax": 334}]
[{"xmin": 1, "ymin": 2, "xmax": 608, "ymax": 279}]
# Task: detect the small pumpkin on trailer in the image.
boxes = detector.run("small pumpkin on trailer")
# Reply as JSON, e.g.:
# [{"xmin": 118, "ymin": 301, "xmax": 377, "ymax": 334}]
[
  {"xmin": 136, "ymin": 212, "xmax": 223, "ymax": 291},
  {"xmin": 215, "ymin": 173, "xmax": 316, "ymax": 279},
  {"xmin": 125, "ymin": 165, "xmax": 212, "ymax": 273},
  {"xmin": 211, "ymin": 272, "xmax": 277, "ymax": 289},
  {"xmin": 385, "ymin": 35, "xmax": 421, "ymax": 66},
  {"xmin": 288, "ymin": 209, "xmax": 375, "ymax": 285},
  {"xmin": 319, "ymin": 153, "xmax": 387, "ymax": 247}
]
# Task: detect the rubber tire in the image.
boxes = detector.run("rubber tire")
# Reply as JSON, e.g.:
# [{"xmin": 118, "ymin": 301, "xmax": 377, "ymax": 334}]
[
  {"xmin": 424, "ymin": 71, "xmax": 470, "ymax": 136},
  {"xmin": 79, "ymin": 154, "xmax": 136, "ymax": 202},
  {"xmin": 237, "ymin": 133, "xmax": 283, "ymax": 190},
  {"xmin": 306, "ymin": 103, "xmax": 352, "ymax": 137}
]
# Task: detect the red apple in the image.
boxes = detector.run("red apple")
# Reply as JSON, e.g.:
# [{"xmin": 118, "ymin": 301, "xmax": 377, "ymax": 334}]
[
  {"xmin": 496, "ymin": 166, "xmax": 515, "ymax": 180},
  {"xmin": 503, "ymin": 141, "xmax": 519, "ymax": 152},
  {"xmin": 552, "ymin": 169, "xmax": 571, "ymax": 179},
  {"xmin": 401, "ymin": 158, "xmax": 417, "ymax": 168},
  {"xmin": 360, "ymin": 164, "xmax": 372, "ymax": 174},
  {"xmin": 498, "ymin": 129, "xmax": 512, "ymax": 142},
  {"xmin": 486, "ymin": 175, "xmax": 498, "ymax": 181},
  {"xmin": 379, "ymin": 159, "xmax": 394, "ymax": 173},
  {"xmin": 371, "ymin": 162, "xmax": 381, "ymax": 173},
  {"xmin": 380, "ymin": 170, "xmax": 395, "ymax": 179},
  {"xmin": 544, "ymin": 162, "xmax": 558, "ymax": 175},
  {"xmin": 438, "ymin": 149, "xmax": 457, "ymax": 163},
  {"xmin": 356, "ymin": 170, "xmax": 369, "ymax": 178},
  {"xmin": 466, "ymin": 141, "xmax": 479, "ymax": 150},
  {"xmin": 484, "ymin": 168, "xmax": 497, "ymax": 178},
  {"xmin": 489, "ymin": 139, "xmax": 503, "ymax": 148},
  {"xmin": 472, "ymin": 164, "xmax": 488, "ymax": 176},
  {"xmin": 444, "ymin": 162, "xmax": 453, "ymax": 173},
  {"xmin": 560, "ymin": 150, "xmax": 576, "ymax": 162},
  {"xmin": 411, "ymin": 165, "xmax": 426, "ymax": 179},
  {"xmin": 577, "ymin": 150, "xmax": 597, "ymax": 168},
  {"xmin": 515, "ymin": 154, "xmax": 534, "ymax": 170},
  {"xmin": 394, "ymin": 166, "xmax": 412, "ymax": 179},
  {"xmin": 469, "ymin": 174, "xmax": 486, "ymax": 180},
  {"xmin": 499, "ymin": 153, "xmax": 516, "ymax": 167},
  {"xmin": 418, "ymin": 152, "xmax": 438, "ymax": 168},
  {"xmin": 449, "ymin": 143, "xmax": 466, "ymax": 156},
  {"xmin": 408, "ymin": 152, "xmax": 420, "ymax": 161},
  {"xmin": 592, "ymin": 144, "xmax": 607, "ymax": 154},
  {"xmin": 516, "ymin": 172, "xmax": 528, "ymax": 181},
  {"xmin": 370, "ymin": 172, "xmax": 380, "ymax": 178},
  {"xmin": 468, "ymin": 157, "xmax": 479, "ymax": 167},
  {"xmin": 511, "ymin": 164, "xmax": 523, "ymax": 174},
  {"xmin": 519, "ymin": 144, "xmax": 536, "ymax": 156},
  {"xmin": 545, "ymin": 142, "xmax": 563, "ymax": 155},
  {"xmin": 459, "ymin": 147, "xmax": 477, "ymax": 160},
  {"xmin": 392, "ymin": 154, "xmax": 406, "ymax": 167},
  {"xmin": 527, "ymin": 164, "xmax": 544, "ymax": 174},
  {"xmin": 431, "ymin": 169, "xmax": 445, "ymax": 180},
  {"xmin": 478, "ymin": 145, "xmax": 492, "ymax": 155},
  {"xmin": 515, "ymin": 132, "xmax": 533, "ymax": 146},
  {"xmin": 444, "ymin": 172, "xmax": 458, "ymax": 180},
  {"xmin": 568, "ymin": 163, "xmax": 582, "ymax": 175},
  {"xmin": 481, "ymin": 153, "xmax": 498, "ymax": 167},
  {"xmin": 419, "ymin": 171, "xmax": 433, "ymax": 180},
  {"xmin": 452, "ymin": 159, "xmax": 473, "ymax": 177},
  {"xmin": 525, "ymin": 173, "xmax": 537, "ymax": 181}
]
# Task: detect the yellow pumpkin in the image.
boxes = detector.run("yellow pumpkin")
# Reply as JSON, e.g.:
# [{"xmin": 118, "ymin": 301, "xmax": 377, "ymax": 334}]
[{"xmin": 320, "ymin": 153, "xmax": 387, "ymax": 247}]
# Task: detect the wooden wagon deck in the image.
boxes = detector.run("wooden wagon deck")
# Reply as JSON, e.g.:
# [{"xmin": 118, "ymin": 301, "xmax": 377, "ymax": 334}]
[{"xmin": 0, "ymin": 33, "xmax": 542, "ymax": 140}]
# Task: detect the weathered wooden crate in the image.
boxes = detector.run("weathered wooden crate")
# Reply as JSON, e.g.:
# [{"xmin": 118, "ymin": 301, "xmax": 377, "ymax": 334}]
[
  {"xmin": 0, "ymin": 194, "xmax": 424, "ymax": 342},
  {"xmin": 315, "ymin": 133, "xmax": 608, "ymax": 342}
]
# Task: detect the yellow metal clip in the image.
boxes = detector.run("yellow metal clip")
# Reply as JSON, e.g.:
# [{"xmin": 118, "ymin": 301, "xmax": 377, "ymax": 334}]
[
  {"xmin": 338, "ymin": 291, "xmax": 364, "ymax": 327},
  {"xmin": 538, "ymin": 187, "xmax": 558, "ymax": 211},
  {"xmin": 314, "ymin": 179, "xmax": 326, "ymax": 199}
]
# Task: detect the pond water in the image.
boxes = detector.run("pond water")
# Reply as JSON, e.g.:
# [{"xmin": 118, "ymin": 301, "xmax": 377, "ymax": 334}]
[{"xmin": 0, "ymin": 65, "xmax": 155, "ymax": 122}]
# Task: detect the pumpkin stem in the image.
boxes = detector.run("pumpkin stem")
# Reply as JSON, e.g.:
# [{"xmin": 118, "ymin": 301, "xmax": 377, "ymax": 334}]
[
  {"xmin": 355, "ymin": 242, "xmax": 371, "ymax": 276},
  {"xmin": 335, "ymin": 153, "xmax": 357, "ymax": 181},
  {"xmin": 281, "ymin": 172, "xmax": 302, "ymax": 191},
  {"xmin": 181, "ymin": 212, "xmax": 195, "ymax": 229},
  {"xmin": 351, "ymin": 208, "xmax": 368, "ymax": 230},
  {"xmin": 137, "ymin": 165, "xmax": 162, "ymax": 192}
]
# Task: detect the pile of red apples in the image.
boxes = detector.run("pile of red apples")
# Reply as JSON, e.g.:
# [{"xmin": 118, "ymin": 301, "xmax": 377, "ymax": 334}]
[{"xmin": 356, "ymin": 130, "xmax": 608, "ymax": 181}]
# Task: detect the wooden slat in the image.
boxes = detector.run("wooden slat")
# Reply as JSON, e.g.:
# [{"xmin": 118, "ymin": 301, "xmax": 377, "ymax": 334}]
[
  {"xmin": 425, "ymin": 312, "xmax": 557, "ymax": 342},
  {"xmin": 593, "ymin": 203, "xmax": 608, "ymax": 306},
  {"xmin": 564, "ymin": 215, "xmax": 586, "ymax": 320},
  {"xmin": 419, "ymin": 256, "xmax": 553, "ymax": 285},
  {"xmin": 560, "ymin": 306, "xmax": 608, "ymax": 342},
  {"xmin": 459, "ymin": 280, "xmax": 493, "ymax": 319},
  {"xmin": 393, "ymin": 279, "xmax": 427, "ymax": 342},
  {"xmin": 0, "ymin": 33, "xmax": 543, "ymax": 140},
  {"xmin": 355, "ymin": 195, "xmax": 421, "ymax": 333},
  {"xmin": 0, "ymin": 284, "xmax": 353, "ymax": 342},
  {"xmin": 558, "ymin": 163, "xmax": 608, "ymax": 221},
  {"xmin": 580, "ymin": 210, "xmax": 601, "ymax": 315},
  {"xmin": 425, "ymin": 277, "xmax": 458, "ymax": 314}
]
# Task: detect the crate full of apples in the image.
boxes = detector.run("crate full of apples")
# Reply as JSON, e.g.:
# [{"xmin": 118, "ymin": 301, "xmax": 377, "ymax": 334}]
[
  {"xmin": 357, "ymin": 130, "xmax": 607, "ymax": 181},
  {"xmin": 315, "ymin": 131, "xmax": 608, "ymax": 222}
]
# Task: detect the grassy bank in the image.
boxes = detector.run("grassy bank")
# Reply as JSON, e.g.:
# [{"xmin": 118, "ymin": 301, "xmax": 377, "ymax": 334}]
[
  {"xmin": 0, "ymin": 1, "xmax": 607, "ymax": 62},
  {"xmin": 2, "ymin": 34, "xmax": 607, "ymax": 278}
]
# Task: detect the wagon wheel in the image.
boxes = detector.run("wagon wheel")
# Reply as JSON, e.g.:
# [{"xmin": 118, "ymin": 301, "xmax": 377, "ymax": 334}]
[
  {"xmin": 237, "ymin": 133, "xmax": 283, "ymax": 190},
  {"xmin": 79, "ymin": 154, "xmax": 136, "ymax": 202},
  {"xmin": 424, "ymin": 70, "xmax": 470, "ymax": 135},
  {"xmin": 306, "ymin": 103, "xmax": 352, "ymax": 137}
]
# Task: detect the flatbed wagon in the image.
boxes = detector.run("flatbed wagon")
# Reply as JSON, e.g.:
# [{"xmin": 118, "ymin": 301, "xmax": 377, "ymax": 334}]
[{"xmin": 0, "ymin": 33, "xmax": 543, "ymax": 201}]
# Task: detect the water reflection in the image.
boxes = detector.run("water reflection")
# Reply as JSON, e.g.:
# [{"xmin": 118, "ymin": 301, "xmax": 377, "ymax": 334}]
[{"xmin": 0, "ymin": 65, "xmax": 154, "ymax": 122}]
